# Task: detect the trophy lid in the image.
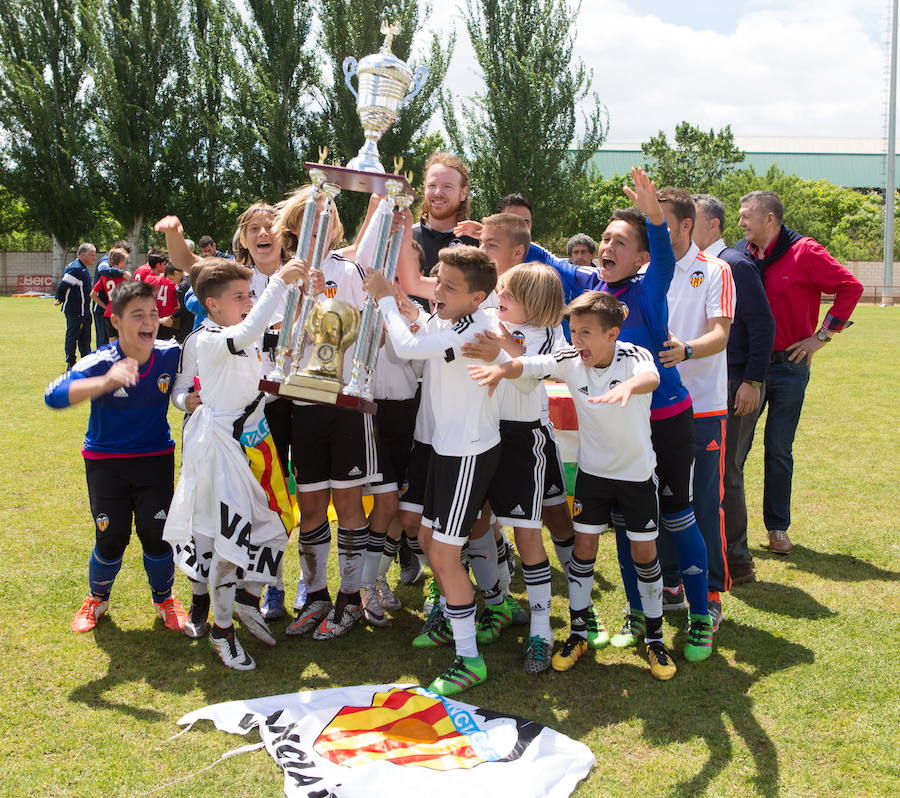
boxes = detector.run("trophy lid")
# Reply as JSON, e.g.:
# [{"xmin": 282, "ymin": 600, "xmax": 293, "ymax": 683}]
[{"xmin": 356, "ymin": 22, "xmax": 414, "ymax": 81}]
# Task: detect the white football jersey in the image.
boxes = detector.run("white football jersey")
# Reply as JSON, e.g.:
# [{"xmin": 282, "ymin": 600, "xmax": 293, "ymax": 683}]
[
  {"xmin": 519, "ymin": 340, "xmax": 658, "ymax": 482},
  {"xmin": 195, "ymin": 277, "xmax": 288, "ymax": 438},
  {"xmin": 495, "ymin": 322, "xmax": 564, "ymax": 423},
  {"xmin": 666, "ymin": 242, "xmax": 735, "ymax": 417},
  {"xmin": 379, "ymin": 296, "xmax": 504, "ymax": 457}
]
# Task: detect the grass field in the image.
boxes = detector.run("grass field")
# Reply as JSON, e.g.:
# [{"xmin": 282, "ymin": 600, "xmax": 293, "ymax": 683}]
[{"xmin": 0, "ymin": 298, "xmax": 898, "ymax": 798}]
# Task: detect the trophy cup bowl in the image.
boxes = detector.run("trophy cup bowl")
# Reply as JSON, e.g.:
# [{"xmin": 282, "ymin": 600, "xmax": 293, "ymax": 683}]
[{"xmin": 343, "ymin": 25, "xmax": 427, "ymax": 174}]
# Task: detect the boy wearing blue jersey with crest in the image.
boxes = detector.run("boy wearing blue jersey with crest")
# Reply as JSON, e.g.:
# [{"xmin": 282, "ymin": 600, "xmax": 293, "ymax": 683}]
[{"xmin": 45, "ymin": 280, "xmax": 188, "ymax": 635}]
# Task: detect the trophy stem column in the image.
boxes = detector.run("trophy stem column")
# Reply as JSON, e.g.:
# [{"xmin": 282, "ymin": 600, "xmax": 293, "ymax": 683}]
[
  {"xmin": 290, "ymin": 183, "xmax": 341, "ymax": 374},
  {"xmin": 272, "ymin": 178, "xmax": 325, "ymax": 380},
  {"xmin": 345, "ymin": 192, "xmax": 398, "ymax": 397}
]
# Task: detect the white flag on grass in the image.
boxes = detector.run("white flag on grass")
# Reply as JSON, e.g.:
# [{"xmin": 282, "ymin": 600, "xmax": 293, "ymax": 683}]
[{"xmin": 177, "ymin": 683, "xmax": 594, "ymax": 798}]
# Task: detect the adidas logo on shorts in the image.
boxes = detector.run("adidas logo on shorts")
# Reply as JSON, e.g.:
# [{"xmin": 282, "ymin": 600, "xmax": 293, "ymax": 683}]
[
  {"xmin": 431, "ymin": 519, "xmax": 442, "ymax": 531},
  {"xmin": 548, "ymin": 484, "xmax": 560, "ymax": 494},
  {"xmin": 154, "ymin": 509, "xmax": 167, "ymax": 520},
  {"xmin": 348, "ymin": 466, "xmax": 363, "ymax": 477},
  {"xmin": 510, "ymin": 504, "xmax": 525, "ymax": 516},
  {"xmin": 660, "ymin": 485, "xmax": 673, "ymax": 497},
  {"xmin": 644, "ymin": 520, "xmax": 655, "ymax": 529}
]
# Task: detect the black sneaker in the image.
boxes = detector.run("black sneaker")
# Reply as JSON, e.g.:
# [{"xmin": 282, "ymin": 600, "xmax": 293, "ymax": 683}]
[{"xmin": 184, "ymin": 595, "xmax": 210, "ymax": 639}]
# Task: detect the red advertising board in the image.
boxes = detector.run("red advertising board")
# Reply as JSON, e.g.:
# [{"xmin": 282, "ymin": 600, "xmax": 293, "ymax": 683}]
[{"xmin": 17, "ymin": 274, "xmax": 55, "ymax": 292}]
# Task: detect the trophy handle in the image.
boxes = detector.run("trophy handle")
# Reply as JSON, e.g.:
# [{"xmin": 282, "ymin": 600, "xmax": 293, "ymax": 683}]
[
  {"xmin": 342, "ymin": 57, "xmax": 359, "ymax": 101},
  {"xmin": 401, "ymin": 64, "xmax": 429, "ymax": 108}
]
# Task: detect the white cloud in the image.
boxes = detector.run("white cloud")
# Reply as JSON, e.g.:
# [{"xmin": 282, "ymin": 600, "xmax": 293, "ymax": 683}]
[{"xmin": 422, "ymin": 0, "xmax": 892, "ymax": 143}]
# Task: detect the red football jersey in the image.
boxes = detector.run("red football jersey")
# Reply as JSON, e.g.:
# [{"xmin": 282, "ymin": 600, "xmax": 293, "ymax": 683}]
[
  {"xmin": 92, "ymin": 275, "xmax": 125, "ymax": 318},
  {"xmin": 147, "ymin": 274, "xmax": 179, "ymax": 316}
]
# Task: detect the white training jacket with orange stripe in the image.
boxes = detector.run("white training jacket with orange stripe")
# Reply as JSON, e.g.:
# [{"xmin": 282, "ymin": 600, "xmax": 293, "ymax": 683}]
[{"xmin": 666, "ymin": 242, "xmax": 736, "ymax": 417}]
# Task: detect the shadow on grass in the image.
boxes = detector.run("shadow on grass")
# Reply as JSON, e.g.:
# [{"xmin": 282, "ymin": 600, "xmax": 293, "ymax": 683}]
[
  {"xmin": 67, "ymin": 600, "xmax": 815, "ymax": 798},
  {"xmin": 755, "ymin": 546, "xmax": 900, "ymax": 583},
  {"xmin": 729, "ymin": 579, "xmax": 837, "ymax": 619},
  {"xmin": 67, "ymin": 615, "xmax": 346, "ymax": 718},
  {"xmin": 508, "ymin": 621, "xmax": 814, "ymax": 798}
]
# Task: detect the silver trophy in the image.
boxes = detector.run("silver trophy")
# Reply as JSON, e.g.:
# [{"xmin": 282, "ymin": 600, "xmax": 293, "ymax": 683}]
[
  {"xmin": 343, "ymin": 22, "xmax": 428, "ymax": 173},
  {"xmin": 261, "ymin": 23, "xmax": 423, "ymax": 414}
]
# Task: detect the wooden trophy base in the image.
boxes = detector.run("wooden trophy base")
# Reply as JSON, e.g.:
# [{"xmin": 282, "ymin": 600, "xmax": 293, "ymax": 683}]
[
  {"xmin": 304, "ymin": 163, "xmax": 416, "ymax": 198},
  {"xmin": 259, "ymin": 379, "xmax": 377, "ymax": 415}
]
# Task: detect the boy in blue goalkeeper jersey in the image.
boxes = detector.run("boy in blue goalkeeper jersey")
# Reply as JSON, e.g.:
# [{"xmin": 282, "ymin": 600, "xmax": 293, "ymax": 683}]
[
  {"xmin": 527, "ymin": 168, "xmax": 714, "ymax": 663},
  {"xmin": 45, "ymin": 280, "xmax": 188, "ymax": 635}
]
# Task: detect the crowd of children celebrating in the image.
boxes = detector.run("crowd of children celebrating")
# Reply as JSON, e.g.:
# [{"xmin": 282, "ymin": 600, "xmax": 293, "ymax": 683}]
[{"xmin": 46, "ymin": 164, "xmax": 721, "ymax": 696}]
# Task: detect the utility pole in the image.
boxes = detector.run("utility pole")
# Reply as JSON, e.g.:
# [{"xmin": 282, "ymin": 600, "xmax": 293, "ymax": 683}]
[{"xmin": 883, "ymin": 0, "xmax": 898, "ymax": 306}]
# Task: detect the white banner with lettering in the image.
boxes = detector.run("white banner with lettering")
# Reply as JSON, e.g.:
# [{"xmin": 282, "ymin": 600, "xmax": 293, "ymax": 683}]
[{"xmin": 177, "ymin": 683, "xmax": 594, "ymax": 798}]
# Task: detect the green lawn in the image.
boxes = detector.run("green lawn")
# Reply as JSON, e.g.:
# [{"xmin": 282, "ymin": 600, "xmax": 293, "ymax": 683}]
[{"xmin": 1, "ymin": 299, "xmax": 898, "ymax": 798}]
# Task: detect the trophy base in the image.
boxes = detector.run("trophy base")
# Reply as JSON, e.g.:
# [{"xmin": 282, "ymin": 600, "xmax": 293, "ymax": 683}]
[
  {"xmin": 347, "ymin": 153, "xmax": 385, "ymax": 173},
  {"xmin": 259, "ymin": 379, "xmax": 377, "ymax": 415},
  {"xmin": 304, "ymin": 162, "xmax": 416, "ymax": 197}
]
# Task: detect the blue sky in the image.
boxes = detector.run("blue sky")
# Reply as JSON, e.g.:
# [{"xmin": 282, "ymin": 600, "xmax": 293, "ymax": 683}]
[{"xmin": 423, "ymin": 0, "xmax": 896, "ymax": 144}]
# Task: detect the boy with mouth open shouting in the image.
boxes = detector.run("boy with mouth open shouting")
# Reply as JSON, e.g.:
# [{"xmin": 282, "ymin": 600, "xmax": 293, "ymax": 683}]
[
  {"xmin": 468, "ymin": 290, "xmax": 676, "ymax": 681},
  {"xmin": 45, "ymin": 280, "xmax": 188, "ymax": 636}
]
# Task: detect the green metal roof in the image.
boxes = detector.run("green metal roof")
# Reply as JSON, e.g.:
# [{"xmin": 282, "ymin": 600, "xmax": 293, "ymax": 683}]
[{"xmin": 585, "ymin": 150, "xmax": 896, "ymax": 190}]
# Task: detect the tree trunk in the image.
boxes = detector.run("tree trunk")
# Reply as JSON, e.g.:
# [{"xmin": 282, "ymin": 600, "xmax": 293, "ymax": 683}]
[
  {"xmin": 51, "ymin": 235, "xmax": 66, "ymax": 278},
  {"xmin": 128, "ymin": 215, "xmax": 144, "ymax": 265}
]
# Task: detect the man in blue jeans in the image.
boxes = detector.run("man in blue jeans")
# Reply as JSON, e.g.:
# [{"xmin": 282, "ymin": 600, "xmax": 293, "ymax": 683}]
[
  {"xmin": 738, "ymin": 191, "xmax": 862, "ymax": 554},
  {"xmin": 693, "ymin": 194, "xmax": 775, "ymax": 584}
]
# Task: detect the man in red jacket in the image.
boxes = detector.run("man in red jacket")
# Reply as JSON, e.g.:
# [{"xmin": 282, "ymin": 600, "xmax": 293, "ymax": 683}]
[{"xmin": 738, "ymin": 191, "xmax": 863, "ymax": 555}]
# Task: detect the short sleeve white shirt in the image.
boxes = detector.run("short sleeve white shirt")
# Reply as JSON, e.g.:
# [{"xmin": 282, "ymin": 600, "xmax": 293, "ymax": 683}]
[
  {"xmin": 666, "ymin": 242, "xmax": 735, "ymax": 416},
  {"xmin": 519, "ymin": 341, "xmax": 658, "ymax": 482}
]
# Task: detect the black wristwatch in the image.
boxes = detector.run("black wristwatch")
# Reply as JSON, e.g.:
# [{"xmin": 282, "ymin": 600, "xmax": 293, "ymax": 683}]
[
  {"xmin": 816, "ymin": 328, "xmax": 832, "ymax": 343},
  {"xmin": 683, "ymin": 342, "xmax": 694, "ymax": 360}
]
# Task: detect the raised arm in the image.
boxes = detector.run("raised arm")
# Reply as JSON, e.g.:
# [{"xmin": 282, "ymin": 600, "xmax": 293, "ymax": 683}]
[
  {"xmin": 623, "ymin": 168, "xmax": 675, "ymax": 300},
  {"xmin": 221, "ymin": 261, "xmax": 304, "ymax": 350},
  {"xmin": 154, "ymin": 216, "xmax": 201, "ymax": 270},
  {"xmin": 395, "ymin": 213, "xmax": 437, "ymax": 301}
]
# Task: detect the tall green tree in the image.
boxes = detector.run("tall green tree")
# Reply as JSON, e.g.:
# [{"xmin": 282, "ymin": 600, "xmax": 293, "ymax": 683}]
[
  {"xmin": 314, "ymin": 0, "xmax": 454, "ymax": 231},
  {"xmin": 642, "ymin": 122, "xmax": 745, "ymax": 193},
  {"xmin": 442, "ymin": 0, "xmax": 606, "ymax": 240},
  {"xmin": 169, "ymin": 0, "xmax": 244, "ymax": 244},
  {"xmin": 0, "ymin": 0, "xmax": 98, "ymax": 275},
  {"xmin": 90, "ymin": 0, "xmax": 193, "ymax": 253},
  {"xmin": 232, "ymin": 0, "xmax": 318, "ymax": 202}
]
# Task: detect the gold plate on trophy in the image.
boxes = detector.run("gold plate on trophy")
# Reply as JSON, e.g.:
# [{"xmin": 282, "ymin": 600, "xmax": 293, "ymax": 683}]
[{"xmin": 303, "ymin": 163, "xmax": 416, "ymax": 198}]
